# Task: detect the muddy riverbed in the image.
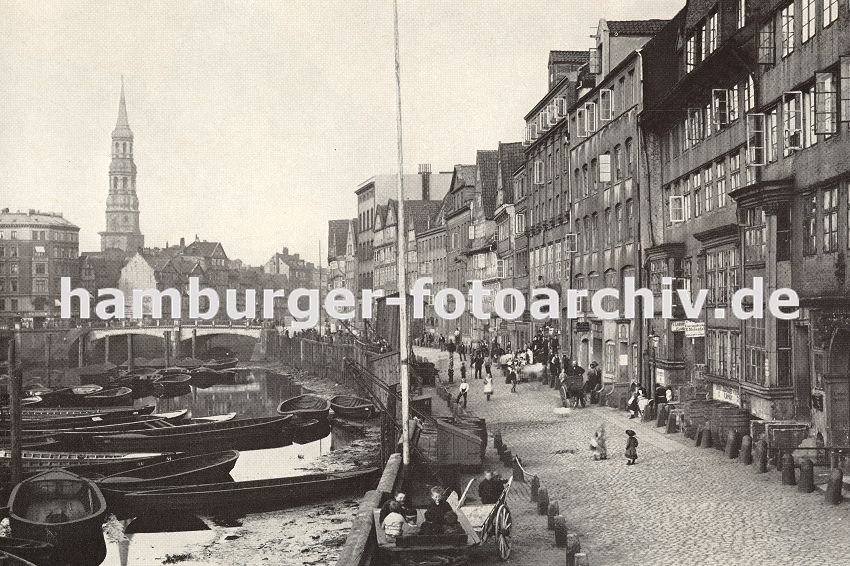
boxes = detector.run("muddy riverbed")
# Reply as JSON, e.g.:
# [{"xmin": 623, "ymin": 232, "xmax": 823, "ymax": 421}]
[{"xmin": 71, "ymin": 363, "xmax": 379, "ymax": 566}]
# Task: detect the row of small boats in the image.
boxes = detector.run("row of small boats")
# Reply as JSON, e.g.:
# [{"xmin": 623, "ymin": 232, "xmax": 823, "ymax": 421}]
[{"xmin": 277, "ymin": 393, "xmax": 377, "ymax": 421}]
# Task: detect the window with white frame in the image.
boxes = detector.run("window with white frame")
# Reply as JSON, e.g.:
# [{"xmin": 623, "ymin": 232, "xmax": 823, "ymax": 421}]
[
  {"xmin": 686, "ymin": 34, "xmax": 697, "ymax": 73},
  {"xmin": 801, "ymin": 0, "xmax": 816, "ymax": 43},
  {"xmin": 589, "ymin": 47, "xmax": 601, "ymax": 74},
  {"xmin": 766, "ymin": 107, "xmax": 779, "ymax": 163},
  {"xmin": 729, "ymin": 152, "xmax": 741, "ymax": 191},
  {"xmin": 585, "ymin": 102, "xmax": 598, "ymax": 134},
  {"xmin": 576, "ymin": 108, "xmax": 587, "ymax": 138},
  {"xmin": 599, "ymin": 89, "xmax": 613, "ymax": 121},
  {"xmin": 670, "ymin": 194, "xmax": 685, "ymax": 223},
  {"xmin": 803, "ymin": 85, "xmax": 819, "ymax": 148},
  {"xmin": 823, "ymin": 186, "xmax": 839, "ymax": 253},
  {"xmin": 729, "ymin": 83, "xmax": 740, "ymax": 122},
  {"xmin": 747, "ymin": 113, "xmax": 767, "ymax": 165},
  {"xmin": 534, "ymin": 160, "xmax": 544, "ymax": 185},
  {"xmin": 682, "ymin": 175, "xmax": 692, "ymax": 221},
  {"xmin": 716, "ymin": 159, "xmax": 727, "ymax": 208},
  {"xmin": 780, "ymin": 3, "xmax": 795, "ymax": 58},
  {"xmin": 693, "ymin": 171, "xmax": 702, "ymax": 217},
  {"xmin": 704, "ymin": 165, "xmax": 714, "ymax": 213},
  {"xmin": 783, "ymin": 91, "xmax": 803, "ymax": 153},
  {"xmin": 815, "ymin": 72, "xmax": 838, "ymax": 135},
  {"xmin": 706, "ymin": 11, "xmax": 718, "ymax": 55},
  {"xmin": 744, "ymin": 317, "xmax": 766, "ymax": 385},
  {"xmin": 758, "ymin": 21, "xmax": 775, "ymax": 65},
  {"xmin": 712, "ymin": 89, "xmax": 729, "ymax": 128},
  {"xmin": 598, "ymin": 153, "xmax": 612, "ymax": 183},
  {"xmin": 841, "ymin": 57, "xmax": 850, "ymax": 125},
  {"xmin": 745, "ymin": 75, "xmax": 756, "ymax": 112},
  {"xmin": 744, "ymin": 208, "xmax": 766, "ymax": 263},
  {"xmin": 823, "ymin": 0, "xmax": 838, "ymax": 28},
  {"xmin": 515, "ymin": 213, "xmax": 525, "ymax": 234}
]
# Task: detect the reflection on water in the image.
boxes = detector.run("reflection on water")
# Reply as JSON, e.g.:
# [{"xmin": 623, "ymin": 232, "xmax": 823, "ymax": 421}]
[{"xmin": 99, "ymin": 368, "xmax": 349, "ymax": 566}]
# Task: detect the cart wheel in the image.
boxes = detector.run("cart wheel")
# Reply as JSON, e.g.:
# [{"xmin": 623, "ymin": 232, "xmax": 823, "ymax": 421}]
[
  {"xmin": 497, "ymin": 532, "xmax": 512, "ymax": 561},
  {"xmin": 496, "ymin": 504, "xmax": 512, "ymax": 536}
]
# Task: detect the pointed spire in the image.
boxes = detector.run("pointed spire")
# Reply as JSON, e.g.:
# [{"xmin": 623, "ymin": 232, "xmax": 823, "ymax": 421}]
[{"xmin": 112, "ymin": 76, "xmax": 133, "ymax": 138}]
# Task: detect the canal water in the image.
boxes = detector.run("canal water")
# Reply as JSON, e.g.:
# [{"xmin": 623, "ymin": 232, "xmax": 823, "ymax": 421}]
[{"xmin": 96, "ymin": 368, "xmax": 355, "ymax": 566}]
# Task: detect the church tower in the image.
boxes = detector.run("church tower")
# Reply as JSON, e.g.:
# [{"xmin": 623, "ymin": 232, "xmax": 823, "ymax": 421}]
[{"xmin": 100, "ymin": 78, "xmax": 144, "ymax": 252}]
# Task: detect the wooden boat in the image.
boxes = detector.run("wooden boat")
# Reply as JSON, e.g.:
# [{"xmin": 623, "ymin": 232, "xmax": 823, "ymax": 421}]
[
  {"xmin": 20, "ymin": 397, "xmax": 42, "ymax": 407},
  {"xmin": 23, "ymin": 385, "xmax": 52, "ymax": 397},
  {"xmin": 0, "ymin": 536, "xmax": 53, "ymax": 565},
  {"xmin": 99, "ymin": 450, "xmax": 239, "ymax": 491},
  {"xmin": 30, "ymin": 385, "xmax": 106, "ymax": 408},
  {"xmin": 83, "ymin": 387, "xmax": 133, "ymax": 407},
  {"xmin": 106, "ymin": 373, "xmax": 161, "ymax": 398},
  {"xmin": 89, "ymin": 416, "xmax": 293, "ymax": 453},
  {"xmin": 118, "ymin": 468, "xmax": 381, "ymax": 514},
  {"xmin": 152, "ymin": 374, "xmax": 192, "ymax": 397},
  {"xmin": 291, "ymin": 419, "xmax": 331, "ymax": 445},
  {"xmin": 188, "ymin": 367, "xmax": 237, "ymax": 388},
  {"xmin": 204, "ymin": 357, "xmax": 239, "ymax": 370},
  {"xmin": 277, "ymin": 394, "xmax": 330, "ymax": 421},
  {"xmin": 0, "ymin": 449, "xmax": 175, "ymax": 477},
  {"xmin": 13, "ymin": 404, "xmax": 156, "ymax": 421},
  {"xmin": 49, "ymin": 416, "xmax": 183, "ymax": 450},
  {"xmin": 154, "ymin": 366, "xmax": 190, "ymax": 375},
  {"xmin": 9, "ymin": 469, "xmax": 107, "ymax": 566},
  {"xmin": 330, "ymin": 395, "xmax": 376, "ymax": 420},
  {"xmin": 0, "ymin": 550, "xmax": 39, "ymax": 565},
  {"xmin": 191, "ymin": 412, "xmax": 236, "ymax": 423}
]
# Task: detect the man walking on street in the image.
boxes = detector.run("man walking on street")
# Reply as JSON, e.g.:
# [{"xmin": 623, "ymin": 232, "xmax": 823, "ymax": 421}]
[{"xmin": 473, "ymin": 355, "xmax": 484, "ymax": 380}]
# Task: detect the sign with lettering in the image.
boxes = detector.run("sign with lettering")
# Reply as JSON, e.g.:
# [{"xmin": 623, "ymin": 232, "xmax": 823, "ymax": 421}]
[
  {"xmin": 655, "ymin": 368, "xmax": 666, "ymax": 386},
  {"xmin": 684, "ymin": 321, "xmax": 706, "ymax": 338},
  {"xmin": 574, "ymin": 321, "xmax": 591, "ymax": 333},
  {"xmin": 670, "ymin": 321, "xmax": 687, "ymax": 332},
  {"xmin": 712, "ymin": 383, "xmax": 740, "ymax": 406}
]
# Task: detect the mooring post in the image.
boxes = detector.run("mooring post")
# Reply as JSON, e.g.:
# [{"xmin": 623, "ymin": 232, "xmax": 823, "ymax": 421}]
[{"xmin": 798, "ymin": 458, "xmax": 815, "ymax": 493}]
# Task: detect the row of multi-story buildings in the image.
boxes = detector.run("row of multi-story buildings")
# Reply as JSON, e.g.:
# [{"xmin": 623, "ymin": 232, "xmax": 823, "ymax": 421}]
[
  {"xmin": 329, "ymin": 0, "xmax": 850, "ymax": 445},
  {"xmin": 1, "ymin": 82, "xmax": 323, "ymax": 329}
]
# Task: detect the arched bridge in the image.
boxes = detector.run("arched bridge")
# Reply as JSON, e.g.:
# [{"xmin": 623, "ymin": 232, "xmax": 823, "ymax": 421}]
[{"xmin": 85, "ymin": 323, "xmax": 266, "ymax": 343}]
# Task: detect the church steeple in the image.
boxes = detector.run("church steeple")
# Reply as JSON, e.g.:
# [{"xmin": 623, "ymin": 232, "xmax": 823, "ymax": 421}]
[
  {"xmin": 113, "ymin": 76, "xmax": 133, "ymax": 139},
  {"xmin": 100, "ymin": 78, "xmax": 144, "ymax": 253}
]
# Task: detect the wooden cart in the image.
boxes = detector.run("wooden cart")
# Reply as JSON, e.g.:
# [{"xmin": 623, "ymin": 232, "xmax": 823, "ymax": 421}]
[{"xmin": 374, "ymin": 476, "xmax": 514, "ymax": 562}]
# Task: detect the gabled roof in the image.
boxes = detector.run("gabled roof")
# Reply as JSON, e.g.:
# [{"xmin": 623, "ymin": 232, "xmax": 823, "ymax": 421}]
[
  {"xmin": 549, "ymin": 50, "xmax": 590, "ymax": 65},
  {"xmin": 607, "ymin": 19, "xmax": 670, "ymax": 37},
  {"xmin": 183, "ymin": 239, "xmax": 226, "ymax": 259},
  {"xmin": 403, "ymin": 200, "xmax": 443, "ymax": 235},
  {"xmin": 449, "ymin": 165, "xmax": 477, "ymax": 194},
  {"xmin": 476, "ymin": 150, "xmax": 500, "ymax": 219},
  {"xmin": 327, "ymin": 219, "xmax": 350, "ymax": 258},
  {"xmin": 497, "ymin": 142, "xmax": 525, "ymax": 206}
]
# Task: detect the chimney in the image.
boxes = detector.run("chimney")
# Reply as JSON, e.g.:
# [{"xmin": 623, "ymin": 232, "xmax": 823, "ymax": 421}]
[
  {"xmin": 282, "ymin": 247, "xmax": 288, "ymax": 256},
  {"xmin": 418, "ymin": 163, "xmax": 432, "ymax": 200},
  {"xmin": 180, "ymin": 237, "xmax": 185, "ymax": 248}
]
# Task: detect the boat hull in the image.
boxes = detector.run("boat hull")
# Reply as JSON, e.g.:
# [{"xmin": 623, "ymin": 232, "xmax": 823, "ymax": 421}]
[
  {"xmin": 90, "ymin": 416, "xmax": 293, "ymax": 453},
  {"xmin": 8, "ymin": 470, "xmax": 107, "ymax": 566},
  {"xmin": 330, "ymin": 396, "xmax": 376, "ymax": 420},
  {"xmin": 120, "ymin": 468, "xmax": 381, "ymax": 514},
  {"xmin": 277, "ymin": 395, "xmax": 331, "ymax": 422}
]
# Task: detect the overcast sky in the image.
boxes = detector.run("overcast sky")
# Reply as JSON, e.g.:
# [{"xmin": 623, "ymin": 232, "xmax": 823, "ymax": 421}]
[{"xmin": 0, "ymin": 0, "xmax": 682, "ymax": 266}]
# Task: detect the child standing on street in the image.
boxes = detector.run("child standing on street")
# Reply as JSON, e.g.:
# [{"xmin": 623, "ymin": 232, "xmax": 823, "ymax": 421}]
[
  {"xmin": 625, "ymin": 430, "xmax": 638, "ymax": 465},
  {"xmin": 483, "ymin": 374, "xmax": 494, "ymax": 401}
]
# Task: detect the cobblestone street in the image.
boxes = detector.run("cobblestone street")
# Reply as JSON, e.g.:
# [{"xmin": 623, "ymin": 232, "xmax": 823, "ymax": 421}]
[{"xmin": 415, "ymin": 347, "xmax": 850, "ymax": 566}]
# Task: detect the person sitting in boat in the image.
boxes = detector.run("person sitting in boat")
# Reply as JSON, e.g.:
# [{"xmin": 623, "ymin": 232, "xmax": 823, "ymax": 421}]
[
  {"xmin": 442, "ymin": 511, "xmax": 465, "ymax": 535},
  {"xmin": 381, "ymin": 501, "xmax": 406, "ymax": 542},
  {"xmin": 418, "ymin": 508, "xmax": 443, "ymax": 535},
  {"xmin": 426, "ymin": 486, "xmax": 453, "ymax": 524},
  {"xmin": 379, "ymin": 492, "xmax": 416, "ymax": 524},
  {"xmin": 477, "ymin": 470, "xmax": 504, "ymax": 504}
]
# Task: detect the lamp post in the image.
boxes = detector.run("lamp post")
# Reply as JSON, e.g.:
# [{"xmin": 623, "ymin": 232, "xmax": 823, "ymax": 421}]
[{"xmin": 648, "ymin": 333, "xmax": 659, "ymax": 398}]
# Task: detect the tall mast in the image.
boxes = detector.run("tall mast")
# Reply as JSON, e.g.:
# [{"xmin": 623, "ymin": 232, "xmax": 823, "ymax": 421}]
[{"xmin": 392, "ymin": 0, "xmax": 410, "ymax": 466}]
